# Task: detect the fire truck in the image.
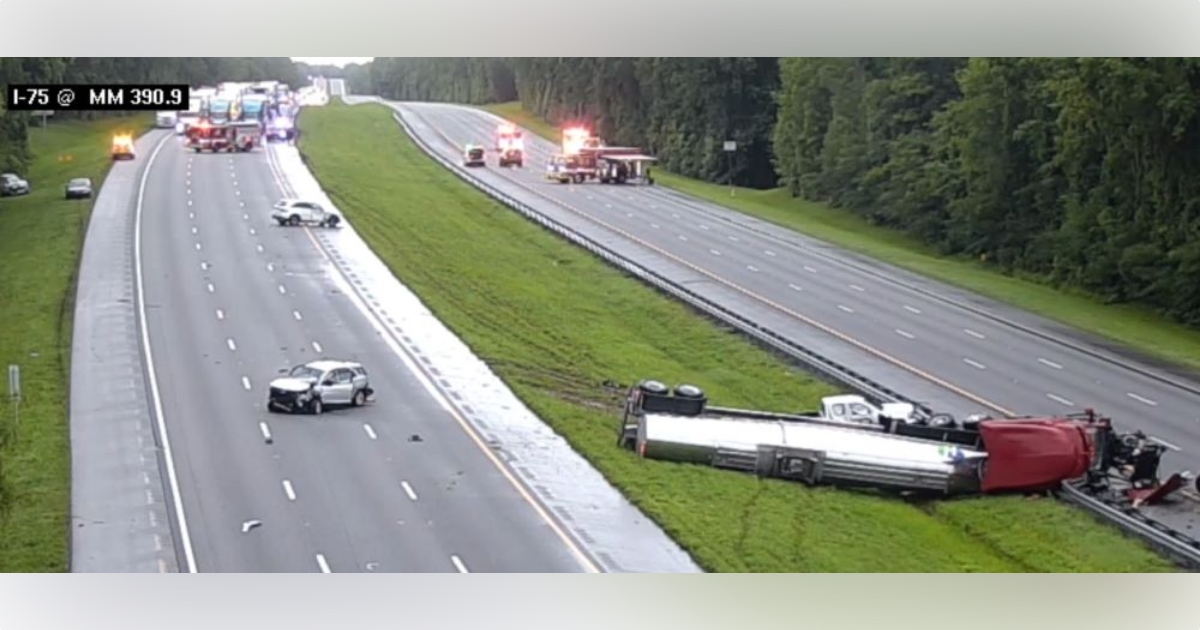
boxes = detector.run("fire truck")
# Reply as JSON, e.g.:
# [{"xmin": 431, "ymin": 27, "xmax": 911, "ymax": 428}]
[
  {"xmin": 495, "ymin": 123, "xmax": 525, "ymax": 168},
  {"xmin": 547, "ymin": 126, "xmax": 657, "ymax": 185},
  {"xmin": 185, "ymin": 120, "xmax": 234, "ymax": 153}
]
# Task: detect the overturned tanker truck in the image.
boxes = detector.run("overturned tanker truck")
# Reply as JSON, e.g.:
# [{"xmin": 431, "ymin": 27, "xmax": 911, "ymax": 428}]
[{"xmin": 616, "ymin": 379, "xmax": 1200, "ymax": 568}]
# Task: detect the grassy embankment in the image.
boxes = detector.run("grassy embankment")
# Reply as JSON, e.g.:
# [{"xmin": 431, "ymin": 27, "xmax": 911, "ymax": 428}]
[
  {"xmin": 0, "ymin": 115, "xmax": 150, "ymax": 571},
  {"xmin": 297, "ymin": 102, "xmax": 1172, "ymax": 572},
  {"xmin": 484, "ymin": 102, "xmax": 1200, "ymax": 375}
]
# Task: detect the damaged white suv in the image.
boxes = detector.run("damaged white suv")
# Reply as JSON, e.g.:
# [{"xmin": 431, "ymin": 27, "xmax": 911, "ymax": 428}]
[{"xmin": 267, "ymin": 360, "xmax": 373, "ymax": 414}]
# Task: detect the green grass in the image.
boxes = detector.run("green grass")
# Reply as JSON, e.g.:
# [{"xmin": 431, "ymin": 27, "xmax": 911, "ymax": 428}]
[
  {"xmin": 484, "ymin": 101, "xmax": 1200, "ymax": 375},
  {"xmin": 0, "ymin": 115, "xmax": 151, "ymax": 571},
  {"xmin": 298, "ymin": 102, "xmax": 1174, "ymax": 572}
]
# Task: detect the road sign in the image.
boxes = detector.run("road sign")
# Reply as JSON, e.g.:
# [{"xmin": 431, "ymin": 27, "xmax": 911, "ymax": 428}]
[
  {"xmin": 8, "ymin": 365, "xmax": 19, "ymax": 400},
  {"xmin": 723, "ymin": 140, "xmax": 737, "ymax": 152}
]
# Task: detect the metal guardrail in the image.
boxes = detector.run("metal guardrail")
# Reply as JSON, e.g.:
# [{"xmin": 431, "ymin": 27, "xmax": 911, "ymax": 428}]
[
  {"xmin": 389, "ymin": 109, "xmax": 927, "ymax": 414},
  {"xmin": 387, "ymin": 105, "xmax": 1200, "ymax": 570}
]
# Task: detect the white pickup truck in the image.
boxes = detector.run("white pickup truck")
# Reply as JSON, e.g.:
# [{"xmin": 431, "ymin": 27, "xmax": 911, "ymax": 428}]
[{"xmin": 271, "ymin": 198, "xmax": 342, "ymax": 228}]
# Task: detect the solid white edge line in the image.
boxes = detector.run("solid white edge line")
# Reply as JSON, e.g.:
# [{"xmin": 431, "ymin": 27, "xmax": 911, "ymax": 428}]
[
  {"xmin": 1038, "ymin": 358, "xmax": 1063, "ymax": 370},
  {"xmin": 270, "ymin": 139, "xmax": 601, "ymax": 573},
  {"xmin": 401, "ymin": 481, "xmax": 418, "ymax": 501},
  {"xmin": 134, "ymin": 132, "xmax": 198, "ymax": 573},
  {"xmin": 315, "ymin": 554, "xmax": 331, "ymax": 573},
  {"xmin": 1127, "ymin": 392, "xmax": 1159, "ymax": 406},
  {"xmin": 451, "ymin": 555, "xmax": 469, "ymax": 573}
]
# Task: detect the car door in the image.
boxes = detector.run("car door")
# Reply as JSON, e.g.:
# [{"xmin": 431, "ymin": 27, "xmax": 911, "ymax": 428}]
[{"xmin": 324, "ymin": 369, "xmax": 355, "ymax": 404}]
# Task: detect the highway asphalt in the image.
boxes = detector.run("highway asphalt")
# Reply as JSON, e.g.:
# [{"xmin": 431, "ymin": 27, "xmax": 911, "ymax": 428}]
[
  {"xmin": 135, "ymin": 129, "xmax": 598, "ymax": 572},
  {"xmin": 381, "ymin": 100, "xmax": 1200, "ymax": 484}
]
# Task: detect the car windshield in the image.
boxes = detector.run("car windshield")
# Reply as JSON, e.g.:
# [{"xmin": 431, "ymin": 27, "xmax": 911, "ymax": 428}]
[
  {"xmin": 70, "ymin": 179, "xmax": 89, "ymax": 186},
  {"xmin": 288, "ymin": 365, "xmax": 323, "ymax": 379}
]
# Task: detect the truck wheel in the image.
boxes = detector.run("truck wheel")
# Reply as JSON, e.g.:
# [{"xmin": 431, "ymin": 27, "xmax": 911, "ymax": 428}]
[
  {"xmin": 288, "ymin": 215, "xmax": 301, "ymax": 226},
  {"xmin": 310, "ymin": 397, "xmax": 323, "ymax": 415},
  {"xmin": 352, "ymin": 390, "xmax": 366, "ymax": 407}
]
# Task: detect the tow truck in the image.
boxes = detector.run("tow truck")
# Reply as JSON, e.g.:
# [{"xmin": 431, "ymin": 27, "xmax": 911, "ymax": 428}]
[
  {"xmin": 617, "ymin": 378, "xmax": 1200, "ymax": 568},
  {"xmin": 110, "ymin": 134, "xmax": 136, "ymax": 160},
  {"xmin": 554, "ymin": 126, "xmax": 658, "ymax": 185}
]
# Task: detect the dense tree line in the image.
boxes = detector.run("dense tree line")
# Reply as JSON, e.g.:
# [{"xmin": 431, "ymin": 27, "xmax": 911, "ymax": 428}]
[
  {"xmin": 366, "ymin": 57, "xmax": 1200, "ymax": 329},
  {"xmin": 294, "ymin": 60, "xmax": 372, "ymax": 94},
  {"xmin": 0, "ymin": 57, "xmax": 300, "ymax": 172}
]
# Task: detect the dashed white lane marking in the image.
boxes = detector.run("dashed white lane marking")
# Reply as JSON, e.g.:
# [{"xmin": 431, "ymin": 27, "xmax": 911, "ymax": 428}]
[
  {"xmin": 678, "ymin": 235, "xmax": 688, "ymax": 242},
  {"xmin": 312, "ymin": 341, "xmax": 323, "ymax": 353},
  {"xmin": 200, "ymin": 261, "xmax": 208, "ymax": 270},
  {"xmin": 401, "ymin": 481, "xmax": 418, "ymax": 501},
  {"xmin": 278, "ymin": 284, "xmax": 287, "ymax": 295},
  {"xmin": 363, "ymin": 424, "xmax": 377, "ymax": 440},
  {"xmin": 189, "ymin": 212, "xmax": 194, "ymax": 219},
  {"xmin": 241, "ymin": 376, "xmax": 252, "ymax": 391},
  {"xmin": 206, "ymin": 283, "xmax": 215, "ymax": 293},
  {"xmin": 315, "ymin": 554, "xmax": 331, "ymax": 573},
  {"xmin": 186, "ymin": 179, "xmax": 191, "ymax": 186},
  {"xmin": 187, "ymin": 188, "xmax": 192, "ymax": 195},
  {"xmin": 765, "ymin": 250, "xmax": 777, "ymax": 257},
  {"xmin": 239, "ymin": 201, "xmax": 245, "ymax": 207},
  {"xmin": 837, "ymin": 304, "xmax": 854, "ymax": 313},
  {"xmin": 788, "ymin": 283, "xmax": 803, "ymax": 291},
  {"xmin": 250, "ymin": 228, "xmax": 257, "ymax": 235},
  {"xmin": 293, "ymin": 310, "xmax": 303, "ymax": 321},
  {"xmin": 451, "ymin": 555, "xmax": 469, "ymax": 573},
  {"xmin": 650, "ymin": 223, "xmax": 659, "ymax": 229},
  {"xmin": 671, "ymin": 213, "xmax": 679, "ymax": 219},
  {"xmin": 194, "ymin": 243, "xmax": 202, "ymax": 251},
  {"xmin": 699, "ymin": 224, "xmax": 710, "ymax": 230},
  {"xmin": 964, "ymin": 329, "xmax": 986, "ymax": 339},
  {"xmin": 1046, "ymin": 393, "xmax": 1074, "ymax": 407},
  {"xmin": 267, "ymin": 263, "xmax": 275, "ymax": 272},
  {"xmin": 903, "ymin": 305, "xmax": 921, "ymax": 314},
  {"xmin": 256, "ymin": 244, "xmax": 264, "ymax": 253},
  {"xmin": 235, "ymin": 190, "xmax": 241, "ymax": 196},
  {"xmin": 728, "ymin": 235, "xmax": 739, "ymax": 242},
  {"xmin": 226, "ymin": 338, "xmax": 237, "ymax": 351},
  {"xmin": 187, "ymin": 199, "xmax": 192, "ymax": 206},
  {"xmin": 191, "ymin": 226, "xmax": 198, "ymax": 235},
  {"xmin": 243, "ymin": 213, "xmax": 249, "ymax": 220},
  {"xmin": 1038, "ymin": 358, "xmax": 1063, "ymax": 370},
  {"xmin": 1150, "ymin": 437, "xmax": 1181, "ymax": 451},
  {"xmin": 282, "ymin": 480, "xmax": 296, "ymax": 501},
  {"xmin": 604, "ymin": 203, "xmax": 611, "ymax": 208},
  {"xmin": 849, "ymin": 284, "xmax": 864, "ymax": 292},
  {"xmin": 747, "ymin": 265, "xmax": 759, "ymax": 272},
  {"xmin": 625, "ymin": 212, "xmax": 633, "ymax": 218},
  {"xmin": 259, "ymin": 422, "xmax": 272, "ymax": 442},
  {"xmin": 710, "ymin": 249, "xmax": 721, "ymax": 256},
  {"xmin": 803, "ymin": 265, "xmax": 817, "ymax": 273},
  {"xmin": 895, "ymin": 329, "xmax": 914, "ymax": 339},
  {"xmin": 962, "ymin": 358, "xmax": 987, "ymax": 370},
  {"xmin": 216, "ymin": 309, "xmax": 224, "ymax": 320},
  {"xmin": 1127, "ymin": 392, "xmax": 1158, "ymax": 407}
]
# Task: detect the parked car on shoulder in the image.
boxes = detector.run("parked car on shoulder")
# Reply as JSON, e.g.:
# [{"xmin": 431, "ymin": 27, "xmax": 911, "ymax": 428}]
[
  {"xmin": 65, "ymin": 178, "xmax": 93, "ymax": 199},
  {"xmin": 267, "ymin": 360, "xmax": 374, "ymax": 415},
  {"xmin": 0, "ymin": 173, "xmax": 31, "ymax": 197}
]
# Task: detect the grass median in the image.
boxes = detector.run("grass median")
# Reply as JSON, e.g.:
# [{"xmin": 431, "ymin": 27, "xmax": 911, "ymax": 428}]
[
  {"xmin": 0, "ymin": 115, "xmax": 150, "ymax": 571},
  {"xmin": 297, "ymin": 102, "xmax": 1172, "ymax": 572},
  {"xmin": 484, "ymin": 102, "xmax": 1200, "ymax": 376}
]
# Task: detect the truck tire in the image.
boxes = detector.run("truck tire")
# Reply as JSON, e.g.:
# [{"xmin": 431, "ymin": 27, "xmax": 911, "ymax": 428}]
[{"xmin": 288, "ymin": 215, "xmax": 301, "ymax": 226}]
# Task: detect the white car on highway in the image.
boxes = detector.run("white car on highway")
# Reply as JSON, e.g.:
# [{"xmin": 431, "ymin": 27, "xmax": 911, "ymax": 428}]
[
  {"xmin": 268, "ymin": 360, "xmax": 374, "ymax": 415},
  {"xmin": 271, "ymin": 198, "xmax": 342, "ymax": 228}
]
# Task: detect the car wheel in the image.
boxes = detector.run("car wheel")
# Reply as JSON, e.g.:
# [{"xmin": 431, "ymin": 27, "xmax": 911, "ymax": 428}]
[
  {"xmin": 288, "ymin": 215, "xmax": 301, "ymax": 226},
  {"xmin": 310, "ymin": 397, "xmax": 323, "ymax": 415},
  {"xmin": 352, "ymin": 390, "xmax": 366, "ymax": 407},
  {"xmin": 326, "ymin": 215, "xmax": 340, "ymax": 228}
]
